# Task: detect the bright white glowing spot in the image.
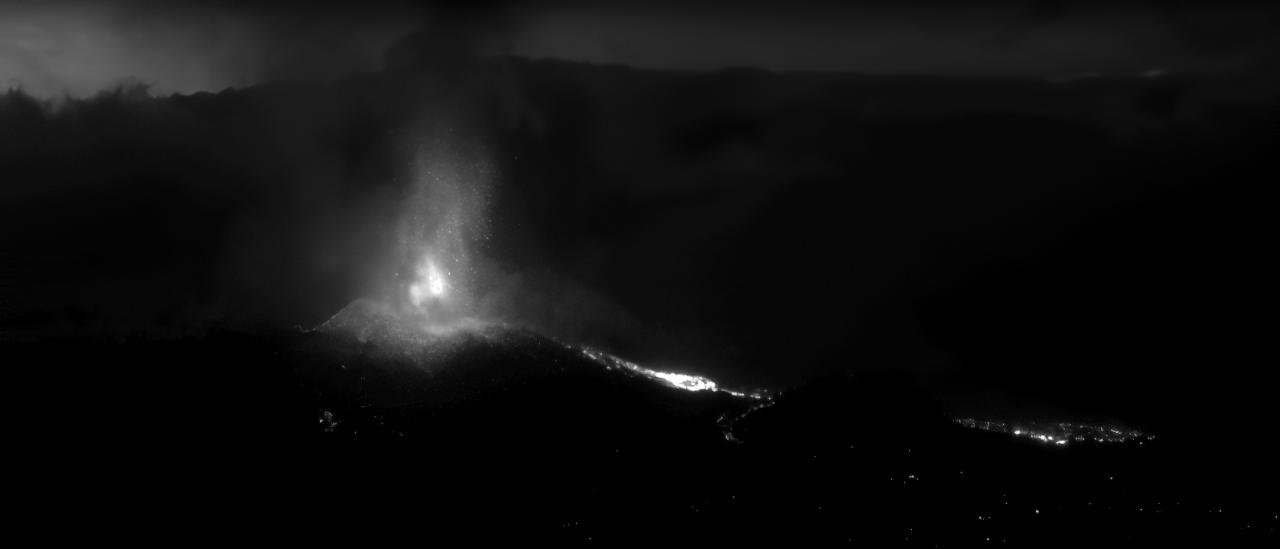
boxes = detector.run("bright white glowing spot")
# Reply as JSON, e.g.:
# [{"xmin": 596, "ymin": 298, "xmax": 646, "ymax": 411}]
[
  {"xmin": 575, "ymin": 345, "xmax": 763, "ymax": 398},
  {"xmin": 652, "ymin": 371, "xmax": 718, "ymax": 392},
  {"xmin": 427, "ymin": 262, "xmax": 445, "ymax": 296},
  {"xmin": 409, "ymin": 256, "xmax": 447, "ymax": 308},
  {"xmin": 1055, "ymin": 440, "xmax": 1068, "ymax": 446}
]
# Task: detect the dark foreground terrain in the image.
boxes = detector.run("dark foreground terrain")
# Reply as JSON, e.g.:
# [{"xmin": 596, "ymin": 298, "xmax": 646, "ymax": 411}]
[{"xmin": 8, "ymin": 329, "xmax": 1276, "ymax": 545}]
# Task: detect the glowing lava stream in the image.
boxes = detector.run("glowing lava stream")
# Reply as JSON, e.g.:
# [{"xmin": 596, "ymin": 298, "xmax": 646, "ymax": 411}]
[
  {"xmin": 575, "ymin": 345, "xmax": 766, "ymax": 400},
  {"xmin": 397, "ymin": 251, "xmax": 758, "ymax": 399},
  {"xmin": 402, "ymin": 256, "xmax": 761, "ymax": 399}
]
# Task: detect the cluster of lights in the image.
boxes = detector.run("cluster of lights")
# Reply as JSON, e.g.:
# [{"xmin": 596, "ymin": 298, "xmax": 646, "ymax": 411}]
[
  {"xmin": 954, "ymin": 418, "xmax": 1152, "ymax": 447},
  {"xmin": 1012, "ymin": 430, "xmax": 1070, "ymax": 446}
]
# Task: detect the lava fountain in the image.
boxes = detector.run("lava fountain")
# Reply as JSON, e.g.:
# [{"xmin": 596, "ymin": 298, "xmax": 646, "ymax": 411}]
[
  {"xmin": 313, "ymin": 117, "xmax": 760, "ymax": 399},
  {"xmin": 393, "ymin": 128, "xmax": 495, "ymax": 334}
]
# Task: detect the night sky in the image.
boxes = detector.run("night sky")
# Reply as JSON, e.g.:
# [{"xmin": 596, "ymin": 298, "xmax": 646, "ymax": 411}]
[
  {"xmin": 2, "ymin": 0, "xmax": 1277, "ymax": 542},
  {"xmin": 4, "ymin": 1, "xmax": 1279, "ymax": 96}
]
